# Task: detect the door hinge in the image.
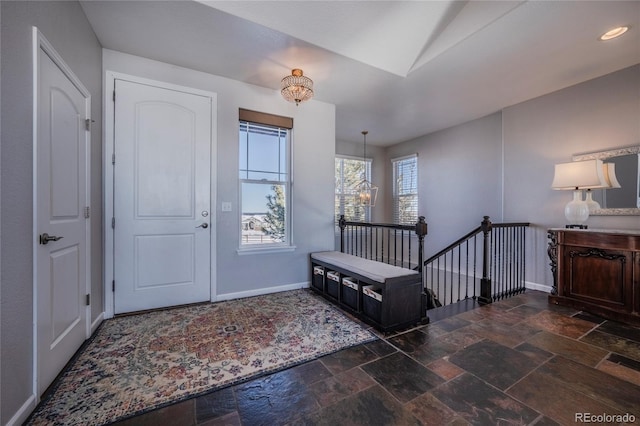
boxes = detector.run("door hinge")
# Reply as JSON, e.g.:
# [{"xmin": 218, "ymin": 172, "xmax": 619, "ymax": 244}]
[
  {"xmin": 112, "ymin": 153, "xmax": 115, "ymax": 165},
  {"xmin": 112, "ymin": 280, "xmax": 115, "ymax": 292},
  {"xmin": 111, "ymin": 217, "xmax": 115, "ymax": 229},
  {"xmin": 85, "ymin": 118, "xmax": 95, "ymax": 131},
  {"xmin": 113, "ymin": 90, "xmax": 116, "ymax": 102},
  {"xmin": 85, "ymin": 294, "xmax": 90, "ymax": 306},
  {"xmin": 84, "ymin": 206, "xmax": 90, "ymax": 219}
]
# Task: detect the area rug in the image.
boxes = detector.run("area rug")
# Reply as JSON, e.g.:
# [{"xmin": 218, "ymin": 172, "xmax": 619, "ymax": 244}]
[{"xmin": 27, "ymin": 289, "xmax": 376, "ymax": 426}]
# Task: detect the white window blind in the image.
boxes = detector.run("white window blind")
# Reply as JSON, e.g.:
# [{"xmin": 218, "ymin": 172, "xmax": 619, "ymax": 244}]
[
  {"xmin": 335, "ymin": 156, "xmax": 371, "ymax": 223},
  {"xmin": 392, "ymin": 155, "xmax": 418, "ymax": 224},
  {"xmin": 239, "ymin": 119, "xmax": 291, "ymax": 247}
]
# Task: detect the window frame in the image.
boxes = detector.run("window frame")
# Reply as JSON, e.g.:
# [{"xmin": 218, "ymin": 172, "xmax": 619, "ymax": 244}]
[
  {"xmin": 392, "ymin": 154, "xmax": 419, "ymax": 225},
  {"xmin": 238, "ymin": 119, "xmax": 294, "ymax": 253},
  {"xmin": 335, "ymin": 154, "xmax": 372, "ymax": 224}
]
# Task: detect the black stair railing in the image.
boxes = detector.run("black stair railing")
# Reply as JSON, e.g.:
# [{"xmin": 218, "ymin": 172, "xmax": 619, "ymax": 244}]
[
  {"xmin": 338, "ymin": 215, "xmax": 428, "ymax": 271},
  {"xmin": 423, "ymin": 216, "xmax": 530, "ymax": 308}
]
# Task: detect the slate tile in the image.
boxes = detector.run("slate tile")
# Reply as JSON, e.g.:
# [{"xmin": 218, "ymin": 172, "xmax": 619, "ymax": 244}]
[
  {"xmin": 572, "ymin": 312, "xmax": 606, "ymax": 325},
  {"xmin": 580, "ymin": 329, "xmax": 640, "ymax": 363},
  {"xmin": 199, "ymin": 411, "xmax": 241, "ymax": 426},
  {"xmin": 432, "ymin": 373, "xmax": 540, "ymax": 425},
  {"xmin": 514, "ymin": 342, "xmax": 553, "ymax": 365},
  {"xmin": 364, "ymin": 338, "xmax": 397, "ymax": 357},
  {"xmin": 526, "ymin": 310, "xmax": 596, "ymax": 339},
  {"xmin": 297, "ymin": 385, "xmax": 421, "ymax": 426},
  {"xmin": 195, "ymin": 387, "xmax": 236, "ymax": 423},
  {"xmin": 388, "ymin": 329, "xmax": 436, "ymax": 353},
  {"xmin": 537, "ymin": 356, "xmax": 640, "ymax": 415},
  {"xmin": 607, "ymin": 353, "xmax": 640, "ymax": 373},
  {"xmin": 287, "ymin": 359, "xmax": 333, "ymax": 385},
  {"xmin": 597, "ymin": 320, "xmax": 640, "ymax": 344},
  {"xmin": 234, "ymin": 370, "xmax": 319, "ymax": 426},
  {"xmin": 507, "ymin": 364, "xmax": 631, "ymax": 425},
  {"xmin": 319, "ymin": 344, "xmax": 378, "ymax": 375},
  {"xmin": 448, "ymin": 339, "xmax": 537, "ymax": 390},
  {"xmin": 433, "ymin": 316, "xmax": 472, "ymax": 332},
  {"xmin": 309, "ymin": 367, "xmax": 375, "ymax": 407},
  {"xmin": 361, "ymin": 352, "xmax": 443, "ymax": 403},
  {"xmin": 467, "ymin": 319, "xmax": 540, "ymax": 348},
  {"xmin": 527, "ymin": 331, "xmax": 608, "ymax": 367},
  {"xmin": 111, "ymin": 400, "xmax": 195, "ymax": 426},
  {"xmin": 426, "ymin": 358, "xmax": 465, "ymax": 381},
  {"xmin": 506, "ymin": 304, "xmax": 543, "ymax": 319},
  {"xmin": 405, "ymin": 392, "xmax": 467, "ymax": 426},
  {"xmin": 597, "ymin": 359, "xmax": 640, "ymax": 387}
]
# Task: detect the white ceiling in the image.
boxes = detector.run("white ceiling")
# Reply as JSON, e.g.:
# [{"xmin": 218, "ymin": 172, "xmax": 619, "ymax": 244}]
[{"xmin": 80, "ymin": 0, "xmax": 640, "ymax": 146}]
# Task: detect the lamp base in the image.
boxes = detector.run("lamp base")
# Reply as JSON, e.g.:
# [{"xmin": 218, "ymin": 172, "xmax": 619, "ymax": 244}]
[{"xmin": 564, "ymin": 189, "xmax": 589, "ymax": 227}]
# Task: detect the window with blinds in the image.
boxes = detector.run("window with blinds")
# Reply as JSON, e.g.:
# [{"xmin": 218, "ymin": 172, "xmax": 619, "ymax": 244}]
[
  {"xmin": 238, "ymin": 109, "xmax": 292, "ymax": 247},
  {"xmin": 335, "ymin": 156, "xmax": 371, "ymax": 223},
  {"xmin": 392, "ymin": 155, "xmax": 418, "ymax": 224}
]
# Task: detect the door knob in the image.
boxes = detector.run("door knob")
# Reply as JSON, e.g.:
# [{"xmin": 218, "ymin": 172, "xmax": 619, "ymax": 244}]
[
  {"xmin": 39, "ymin": 233, "xmax": 64, "ymax": 245},
  {"xmin": 196, "ymin": 223, "xmax": 208, "ymax": 229}
]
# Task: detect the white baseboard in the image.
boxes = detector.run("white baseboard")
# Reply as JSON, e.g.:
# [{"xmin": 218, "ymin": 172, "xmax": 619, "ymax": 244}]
[
  {"xmin": 215, "ymin": 281, "xmax": 311, "ymax": 302},
  {"xmin": 6, "ymin": 394, "xmax": 37, "ymax": 426},
  {"xmin": 91, "ymin": 312, "xmax": 104, "ymax": 334},
  {"xmin": 525, "ymin": 281, "xmax": 552, "ymax": 293}
]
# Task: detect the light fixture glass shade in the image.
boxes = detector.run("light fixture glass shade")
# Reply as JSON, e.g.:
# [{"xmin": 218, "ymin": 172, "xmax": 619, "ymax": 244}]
[
  {"xmin": 551, "ymin": 159, "xmax": 607, "ymax": 190},
  {"xmin": 281, "ymin": 68, "xmax": 314, "ymax": 105},
  {"xmin": 356, "ymin": 179, "xmax": 378, "ymax": 207},
  {"xmin": 565, "ymin": 189, "xmax": 590, "ymax": 225}
]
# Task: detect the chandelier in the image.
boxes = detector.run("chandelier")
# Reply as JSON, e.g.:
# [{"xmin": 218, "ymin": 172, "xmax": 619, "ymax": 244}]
[
  {"xmin": 281, "ymin": 69, "xmax": 314, "ymax": 106},
  {"xmin": 355, "ymin": 130, "xmax": 378, "ymax": 207}
]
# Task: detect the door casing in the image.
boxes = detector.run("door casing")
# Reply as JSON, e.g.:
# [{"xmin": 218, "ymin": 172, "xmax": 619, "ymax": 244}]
[{"xmin": 103, "ymin": 71, "xmax": 218, "ymax": 319}]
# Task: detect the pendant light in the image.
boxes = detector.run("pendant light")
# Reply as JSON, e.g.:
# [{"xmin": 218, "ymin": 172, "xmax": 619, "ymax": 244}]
[{"xmin": 355, "ymin": 131, "xmax": 378, "ymax": 207}]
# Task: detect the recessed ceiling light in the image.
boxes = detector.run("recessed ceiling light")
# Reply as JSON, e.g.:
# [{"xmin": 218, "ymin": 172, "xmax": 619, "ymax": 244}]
[{"xmin": 600, "ymin": 26, "xmax": 629, "ymax": 41}]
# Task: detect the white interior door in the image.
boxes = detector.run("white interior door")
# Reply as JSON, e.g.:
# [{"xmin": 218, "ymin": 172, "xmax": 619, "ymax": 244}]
[
  {"xmin": 35, "ymin": 31, "xmax": 91, "ymax": 396},
  {"xmin": 113, "ymin": 79, "xmax": 211, "ymax": 314}
]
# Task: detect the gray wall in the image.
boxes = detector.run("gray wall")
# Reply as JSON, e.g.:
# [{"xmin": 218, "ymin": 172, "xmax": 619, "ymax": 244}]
[
  {"xmin": 384, "ymin": 64, "xmax": 640, "ymax": 290},
  {"xmin": 384, "ymin": 112, "xmax": 504, "ymax": 259},
  {"xmin": 503, "ymin": 64, "xmax": 640, "ymax": 288},
  {"xmin": 0, "ymin": 1, "xmax": 103, "ymax": 423},
  {"xmin": 102, "ymin": 50, "xmax": 336, "ymax": 301}
]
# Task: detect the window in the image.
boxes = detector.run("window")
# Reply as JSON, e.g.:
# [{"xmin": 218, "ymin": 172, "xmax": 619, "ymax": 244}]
[
  {"xmin": 335, "ymin": 156, "xmax": 371, "ymax": 223},
  {"xmin": 392, "ymin": 154, "xmax": 418, "ymax": 224},
  {"xmin": 239, "ymin": 110, "xmax": 292, "ymax": 248}
]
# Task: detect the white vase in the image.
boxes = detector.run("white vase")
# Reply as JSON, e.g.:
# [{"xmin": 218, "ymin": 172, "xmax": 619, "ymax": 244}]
[{"xmin": 564, "ymin": 190, "xmax": 589, "ymax": 225}]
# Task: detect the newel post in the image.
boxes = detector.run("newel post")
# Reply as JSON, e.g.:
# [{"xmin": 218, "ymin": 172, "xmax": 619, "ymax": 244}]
[
  {"xmin": 415, "ymin": 216, "xmax": 428, "ymax": 276},
  {"xmin": 479, "ymin": 216, "xmax": 493, "ymax": 304},
  {"xmin": 415, "ymin": 216, "xmax": 429, "ymax": 324},
  {"xmin": 339, "ymin": 214, "xmax": 346, "ymax": 253}
]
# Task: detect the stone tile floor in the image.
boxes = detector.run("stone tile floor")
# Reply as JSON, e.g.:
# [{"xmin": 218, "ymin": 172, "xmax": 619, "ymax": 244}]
[{"xmin": 112, "ymin": 291, "xmax": 640, "ymax": 425}]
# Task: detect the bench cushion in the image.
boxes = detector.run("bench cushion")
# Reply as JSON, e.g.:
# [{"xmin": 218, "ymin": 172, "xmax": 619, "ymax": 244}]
[{"xmin": 311, "ymin": 251, "xmax": 418, "ymax": 284}]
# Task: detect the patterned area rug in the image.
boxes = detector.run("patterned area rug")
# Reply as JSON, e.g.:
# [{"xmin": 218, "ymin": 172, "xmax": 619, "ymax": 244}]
[{"xmin": 27, "ymin": 289, "xmax": 376, "ymax": 426}]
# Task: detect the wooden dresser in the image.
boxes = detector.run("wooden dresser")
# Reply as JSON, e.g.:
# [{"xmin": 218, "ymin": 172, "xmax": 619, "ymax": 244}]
[{"xmin": 547, "ymin": 228, "xmax": 640, "ymax": 326}]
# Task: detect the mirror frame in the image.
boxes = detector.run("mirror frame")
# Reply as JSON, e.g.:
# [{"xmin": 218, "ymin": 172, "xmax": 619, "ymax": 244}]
[{"xmin": 572, "ymin": 145, "xmax": 640, "ymax": 216}]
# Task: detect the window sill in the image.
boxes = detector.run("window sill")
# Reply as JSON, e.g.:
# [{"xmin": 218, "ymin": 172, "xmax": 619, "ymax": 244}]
[{"xmin": 237, "ymin": 245, "xmax": 297, "ymax": 256}]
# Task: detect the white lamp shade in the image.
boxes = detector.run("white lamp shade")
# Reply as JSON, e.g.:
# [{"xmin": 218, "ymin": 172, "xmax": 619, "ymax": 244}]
[
  {"xmin": 603, "ymin": 163, "xmax": 621, "ymax": 188},
  {"xmin": 551, "ymin": 159, "xmax": 607, "ymax": 190}
]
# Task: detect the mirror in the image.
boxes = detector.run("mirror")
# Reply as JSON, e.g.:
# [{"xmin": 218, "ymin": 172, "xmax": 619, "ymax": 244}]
[{"xmin": 573, "ymin": 145, "xmax": 640, "ymax": 215}]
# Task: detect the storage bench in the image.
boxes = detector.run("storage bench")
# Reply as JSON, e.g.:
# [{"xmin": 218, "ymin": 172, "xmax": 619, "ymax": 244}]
[{"xmin": 310, "ymin": 251, "xmax": 424, "ymax": 332}]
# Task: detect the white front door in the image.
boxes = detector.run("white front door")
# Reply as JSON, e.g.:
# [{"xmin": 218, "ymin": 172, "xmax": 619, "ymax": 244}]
[
  {"xmin": 35, "ymin": 30, "xmax": 91, "ymax": 396},
  {"xmin": 113, "ymin": 79, "xmax": 212, "ymax": 314}
]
